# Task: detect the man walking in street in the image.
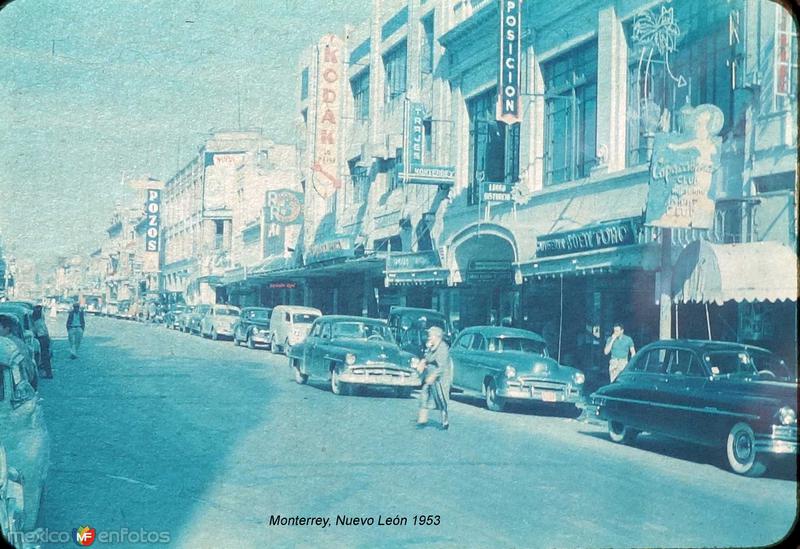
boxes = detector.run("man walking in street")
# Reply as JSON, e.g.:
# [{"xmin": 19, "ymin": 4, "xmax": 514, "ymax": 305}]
[
  {"xmin": 604, "ymin": 322, "xmax": 635, "ymax": 382},
  {"xmin": 32, "ymin": 305, "xmax": 53, "ymax": 378},
  {"xmin": 66, "ymin": 302, "xmax": 85, "ymax": 359},
  {"xmin": 414, "ymin": 326, "xmax": 451, "ymax": 430}
]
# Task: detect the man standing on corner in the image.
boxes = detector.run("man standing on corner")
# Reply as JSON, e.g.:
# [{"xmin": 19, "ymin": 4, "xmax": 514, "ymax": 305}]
[
  {"xmin": 414, "ymin": 326, "xmax": 451, "ymax": 430},
  {"xmin": 66, "ymin": 302, "xmax": 86, "ymax": 359},
  {"xmin": 604, "ymin": 322, "xmax": 635, "ymax": 382}
]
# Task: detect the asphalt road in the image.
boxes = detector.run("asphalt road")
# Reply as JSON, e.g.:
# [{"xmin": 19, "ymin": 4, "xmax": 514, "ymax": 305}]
[{"xmin": 33, "ymin": 316, "xmax": 797, "ymax": 548}]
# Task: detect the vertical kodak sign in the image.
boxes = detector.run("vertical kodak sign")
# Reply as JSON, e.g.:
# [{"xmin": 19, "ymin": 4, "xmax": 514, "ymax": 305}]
[
  {"xmin": 497, "ymin": 0, "xmax": 523, "ymax": 124},
  {"xmin": 145, "ymin": 189, "xmax": 161, "ymax": 252},
  {"xmin": 312, "ymin": 34, "xmax": 344, "ymax": 199}
]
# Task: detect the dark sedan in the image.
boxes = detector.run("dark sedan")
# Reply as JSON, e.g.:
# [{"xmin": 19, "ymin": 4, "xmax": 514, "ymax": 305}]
[
  {"xmin": 233, "ymin": 307, "xmax": 273, "ymax": 349},
  {"xmin": 587, "ymin": 339, "xmax": 797, "ymax": 476},
  {"xmin": 289, "ymin": 316, "xmax": 420, "ymax": 396}
]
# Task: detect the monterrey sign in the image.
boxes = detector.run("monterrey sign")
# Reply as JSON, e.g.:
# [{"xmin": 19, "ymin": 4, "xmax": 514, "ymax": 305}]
[
  {"xmin": 312, "ymin": 34, "xmax": 344, "ymax": 200},
  {"xmin": 497, "ymin": 0, "xmax": 523, "ymax": 124}
]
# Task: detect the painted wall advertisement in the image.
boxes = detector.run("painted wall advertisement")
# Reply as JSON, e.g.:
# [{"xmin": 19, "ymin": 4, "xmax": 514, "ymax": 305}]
[
  {"xmin": 645, "ymin": 104, "xmax": 723, "ymax": 230},
  {"xmin": 263, "ymin": 189, "xmax": 304, "ymax": 257},
  {"xmin": 496, "ymin": 0, "xmax": 523, "ymax": 124},
  {"xmin": 312, "ymin": 34, "xmax": 343, "ymax": 199},
  {"xmin": 204, "ymin": 152, "xmax": 245, "ymax": 211}
]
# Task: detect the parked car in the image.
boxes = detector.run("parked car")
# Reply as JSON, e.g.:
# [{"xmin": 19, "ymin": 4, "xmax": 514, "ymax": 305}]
[
  {"xmin": 0, "ymin": 308, "xmax": 41, "ymax": 388},
  {"xmin": 0, "ymin": 440, "xmax": 26, "ymax": 545},
  {"xmin": 187, "ymin": 304, "xmax": 211, "ymax": 335},
  {"xmin": 387, "ymin": 307, "xmax": 452, "ymax": 356},
  {"xmin": 200, "ymin": 305, "xmax": 241, "ymax": 340},
  {"xmin": 176, "ymin": 306, "xmax": 195, "ymax": 333},
  {"xmin": 289, "ymin": 315, "xmax": 420, "ymax": 396},
  {"xmin": 0, "ymin": 338, "xmax": 49, "ymax": 532},
  {"xmin": 587, "ymin": 339, "xmax": 797, "ymax": 476},
  {"xmin": 450, "ymin": 326, "xmax": 585, "ymax": 412},
  {"xmin": 233, "ymin": 307, "xmax": 273, "ymax": 349},
  {"xmin": 269, "ymin": 305, "xmax": 321, "ymax": 355},
  {"xmin": 164, "ymin": 304, "xmax": 186, "ymax": 330}
]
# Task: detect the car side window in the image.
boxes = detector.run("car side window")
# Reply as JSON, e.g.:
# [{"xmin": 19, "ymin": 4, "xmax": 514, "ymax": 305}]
[
  {"xmin": 285, "ymin": 312, "xmax": 291, "ymax": 322},
  {"xmin": 643, "ymin": 348, "xmax": 668, "ymax": 374},
  {"xmin": 310, "ymin": 322, "xmax": 322, "ymax": 338},
  {"xmin": 666, "ymin": 349, "xmax": 703, "ymax": 376},
  {"xmin": 470, "ymin": 334, "xmax": 486, "ymax": 351},
  {"xmin": 454, "ymin": 333, "xmax": 473, "ymax": 349},
  {"xmin": 320, "ymin": 323, "xmax": 332, "ymax": 339}
]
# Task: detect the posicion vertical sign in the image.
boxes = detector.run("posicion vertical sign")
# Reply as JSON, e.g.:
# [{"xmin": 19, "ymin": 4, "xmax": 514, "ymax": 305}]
[
  {"xmin": 312, "ymin": 34, "xmax": 344, "ymax": 199},
  {"xmin": 145, "ymin": 189, "xmax": 161, "ymax": 252},
  {"xmin": 497, "ymin": 0, "xmax": 523, "ymax": 124}
]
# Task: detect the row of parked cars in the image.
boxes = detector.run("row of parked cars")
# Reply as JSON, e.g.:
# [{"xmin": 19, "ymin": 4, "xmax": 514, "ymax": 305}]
[
  {"xmin": 0, "ymin": 300, "xmax": 50, "ymax": 543},
  {"xmin": 160, "ymin": 302, "xmax": 797, "ymax": 477}
]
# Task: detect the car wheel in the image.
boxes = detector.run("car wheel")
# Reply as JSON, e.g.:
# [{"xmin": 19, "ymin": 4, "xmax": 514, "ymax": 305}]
[
  {"xmin": 292, "ymin": 360, "xmax": 308, "ymax": 385},
  {"xmin": 247, "ymin": 334, "xmax": 256, "ymax": 349},
  {"xmin": 608, "ymin": 420, "xmax": 639, "ymax": 444},
  {"xmin": 330, "ymin": 368, "xmax": 348, "ymax": 395},
  {"xmin": 485, "ymin": 380, "xmax": 506, "ymax": 412},
  {"xmin": 726, "ymin": 422, "xmax": 767, "ymax": 476}
]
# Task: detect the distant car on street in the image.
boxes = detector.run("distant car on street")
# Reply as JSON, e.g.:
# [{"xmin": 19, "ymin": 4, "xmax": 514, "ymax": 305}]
[
  {"xmin": 164, "ymin": 304, "xmax": 186, "ymax": 330},
  {"xmin": 587, "ymin": 339, "xmax": 797, "ymax": 476},
  {"xmin": 289, "ymin": 315, "xmax": 420, "ymax": 396},
  {"xmin": 187, "ymin": 304, "xmax": 211, "ymax": 335},
  {"xmin": 176, "ymin": 306, "xmax": 195, "ymax": 333},
  {"xmin": 233, "ymin": 307, "xmax": 273, "ymax": 349},
  {"xmin": 0, "ymin": 338, "xmax": 49, "ymax": 532},
  {"xmin": 268, "ymin": 305, "xmax": 321, "ymax": 355},
  {"xmin": 450, "ymin": 326, "xmax": 585, "ymax": 412},
  {"xmin": 387, "ymin": 306, "xmax": 452, "ymax": 356},
  {"xmin": 200, "ymin": 305, "xmax": 241, "ymax": 340}
]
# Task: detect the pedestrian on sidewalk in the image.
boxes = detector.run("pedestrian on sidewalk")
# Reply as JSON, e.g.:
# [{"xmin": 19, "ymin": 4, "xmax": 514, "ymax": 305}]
[
  {"xmin": 604, "ymin": 322, "xmax": 636, "ymax": 383},
  {"xmin": 66, "ymin": 302, "xmax": 86, "ymax": 359},
  {"xmin": 32, "ymin": 305, "xmax": 53, "ymax": 378},
  {"xmin": 414, "ymin": 326, "xmax": 451, "ymax": 430}
]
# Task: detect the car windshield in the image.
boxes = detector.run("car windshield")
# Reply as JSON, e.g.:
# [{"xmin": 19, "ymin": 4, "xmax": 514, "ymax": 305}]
[
  {"xmin": 487, "ymin": 336, "xmax": 548, "ymax": 355},
  {"xmin": 292, "ymin": 313, "xmax": 319, "ymax": 324},
  {"xmin": 248, "ymin": 309, "xmax": 270, "ymax": 320},
  {"xmin": 747, "ymin": 348, "xmax": 796, "ymax": 381},
  {"xmin": 332, "ymin": 321, "xmax": 391, "ymax": 341},
  {"xmin": 704, "ymin": 351, "xmax": 759, "ymax": 376},
  {"xmin": 215, "ymin": 307, "xmax": 239, "ymax": 316}
]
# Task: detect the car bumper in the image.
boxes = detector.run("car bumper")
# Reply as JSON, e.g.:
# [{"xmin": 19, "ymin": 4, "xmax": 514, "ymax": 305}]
[
  {"xmin": 755, "ymin": 425, "xmax": 798, "ymax": 454},
  {"xmin": 501, "ymin": 380, "xmax": 583, "ymax": 404},
  {"xmin": 339, "ymin": 367, "xmax": 421, "ymax": 387},
  {"xmin": 216, "ymin": 327, "xmax": 234, "ymax": 336},
  {"xmin": 250, "ymin": 332, "xmax": 270, "ymax": 343}
]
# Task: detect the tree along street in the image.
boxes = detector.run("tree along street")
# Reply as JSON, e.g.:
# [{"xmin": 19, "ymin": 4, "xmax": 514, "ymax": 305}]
[{"xmin": 38, "ymin": 317, "xmax": 796, "ymax": 548}]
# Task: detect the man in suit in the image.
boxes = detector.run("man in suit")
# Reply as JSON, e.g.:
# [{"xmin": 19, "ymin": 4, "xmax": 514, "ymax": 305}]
[{"xmin": 66, "ymin": 302, "xmax": 86, "ymax": 359}]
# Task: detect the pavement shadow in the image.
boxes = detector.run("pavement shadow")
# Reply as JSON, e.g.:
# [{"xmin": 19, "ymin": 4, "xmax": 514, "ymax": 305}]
[
  {"xmin": 449, "ymin": 392, "xmax": 582, "ymax": 419},
  {"xmin": 579, "ymin": 430, "xmax": 797, "ymax": 481}
]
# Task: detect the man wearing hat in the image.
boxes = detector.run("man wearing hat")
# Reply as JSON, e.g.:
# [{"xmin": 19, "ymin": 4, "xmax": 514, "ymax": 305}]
[{"xmin": 414, "ymin": 325, "xmax": 451, "ymax": 430}]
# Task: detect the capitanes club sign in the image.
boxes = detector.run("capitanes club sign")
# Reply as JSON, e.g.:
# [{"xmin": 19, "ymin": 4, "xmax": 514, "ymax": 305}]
[
  {"xmin": 312, "ymin": 34, "xmax": 344, "ymax": 200},
  {"xmin": 497, "ymin": 0, "xmax": 523, "ymax": 124}
]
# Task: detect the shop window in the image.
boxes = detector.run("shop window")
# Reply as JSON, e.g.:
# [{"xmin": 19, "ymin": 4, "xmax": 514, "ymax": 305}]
[
  {"xmin": 542, "ymin": 41, "xmax": 598, "ymax": 184},
  {"xmin": 383, "ymin": 42, "xmax": 407, "ymax": 110},
  {"xmin": 626, "ymin": 0, "xmax": 738, "ymax": 166},
  {"xmin": 351, "ymin": 71, "xmax": 370, "ymax": 121},
  {"xmin": 467, "ymin": 89, "xmax": 520, "ymax": 205},
  {"xmin": 421, "ymin": 15, "xmax": 435, "ymax": 74}
]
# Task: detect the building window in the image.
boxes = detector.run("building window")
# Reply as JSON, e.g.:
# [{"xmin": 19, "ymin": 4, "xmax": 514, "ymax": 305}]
[
  {"xmin": 627, "ymin": 1, "xmax": 739, "ymax": 166},
  {"xmin": 423, "ymin": 119, "xmax": 433, "ymax": 164},
  {"xmin": 421, "ymin": 15, "xmax": 434, "ymax": 74},
  {"xmin": 351, "ymin": 71, "xmax": 370, "ymax": 121},
  {"xmin": 775, "ymin": 4, "xmax": 798, "ymax": 111},
  {"xmin": 384, "ymin": 42, "xmax": 407, "ymax": 109},
  {"xmin": 214, "ymin": 219, "xmax": 224, "ymax": 250},
  {"xmin": 347, "ymin": 160, "xmax": 370, "ymax": 206},
  {"xmin": 467, "ymin": 89, "xmax": 521, "ymax": 205},
  {"xmin": 542, "ymin": 41, "xmax": 598, "ymax": 185},
  {"xmin": 300, "ymin": 67, "xmax": 309, "ymax": 101}
]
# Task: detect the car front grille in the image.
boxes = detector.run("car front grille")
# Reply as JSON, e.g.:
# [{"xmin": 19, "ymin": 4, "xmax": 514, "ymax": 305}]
[
  {"xmin": 517, "ymin": 378, "xmax": 568, "ymax": 391},
  {"xmin": 349, "ymin": 365, "xmax": 414, "ymax": 379}
]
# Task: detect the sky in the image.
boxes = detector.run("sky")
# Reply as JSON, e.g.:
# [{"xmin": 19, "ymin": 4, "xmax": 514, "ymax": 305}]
[{"xmin": 0, "ymin": 0, "xmax": 368, "ymax": 270}]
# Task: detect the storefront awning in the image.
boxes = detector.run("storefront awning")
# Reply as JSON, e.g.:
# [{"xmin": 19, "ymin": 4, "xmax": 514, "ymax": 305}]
[
  {"xmin": 519, "ymin": 243, "xmax": 660, "ymax": 279},
  {"xmin": 249, "ymin": 255, "xmax": 295, "ymax": 277},
  {"xmin": 672, "ymin": 240, "xmax": 798, "ymax": 305}
]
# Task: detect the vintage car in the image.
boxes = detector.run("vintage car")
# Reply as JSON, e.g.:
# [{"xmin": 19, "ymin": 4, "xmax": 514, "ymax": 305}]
[
  {"xmin": 269, "ymin": 305, "xmax": 322, "ymax": 355},
  {"xmin": 176, "ymin": 306, "xmax": 195, "ymax": 333},
  {"xmin": 0, "ymin": 305, "xmax": 41, "ymax": 370},
  {"xmin": 199, "ymin": 305, "xmax": 241, "ymax": 340},
  {"xmin": 289, "ymin": 315, "xmax": 421, "ymax": 396},
  {"xmin": 0, "ymin": 339, "xmax": 49, "ymax": 532},
  {"xmin": 164, "ymin": 304, "xmax": 186, "ymax": 330},
  {"xmin": 187, "ymin": 304, "xmax": 211, "ymax": 335},
  {"xmin": 0, "ymin": 441, "xmax": 26, "ymax": 543},
  {"xmin": 0, "ymin": 312, "xmax": 39, "ymax": 391},
  {"xmin": 233, "ymin": 307, "xmax": 273, "ymax": 349},
  {"xmin": 587, "ymin": 339, "xmax": 797, "ymax": 476},
  {"xmin": 388, "ymin": 307, "xmax": 453, "ymax": 356},
  {"xmin": 451, "ymin": 326, "xmax": 585, "ymax": 412}
]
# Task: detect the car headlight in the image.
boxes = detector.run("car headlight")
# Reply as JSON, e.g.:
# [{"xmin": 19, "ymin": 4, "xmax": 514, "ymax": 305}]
[
  {"xmin": 410, "ymin": 357, "xmax": 420, "ymax": 369},
  {"xmin": 345, "ymin": 353, "xmax": 356, "ymax": 366},
  {"xmin": 779, "ymin": 406, "xmax": 796, "ymax": 425},
  {"xmin": 573, "ymin": 372, "xmax": 585, "ymax": 385},
  {"xmin": 505, "ymin": 365, "xmax": 516, "ymax": 379}
]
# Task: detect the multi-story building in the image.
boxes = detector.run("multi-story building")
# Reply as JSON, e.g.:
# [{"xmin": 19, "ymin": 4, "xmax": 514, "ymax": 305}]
[
  {"xmin": 269, "ymin": 0, "xmax": 796, "ymax": 368},
  {"xmin": 161, "ymin": 131, "xmax": 301, "ymax": 305}
]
